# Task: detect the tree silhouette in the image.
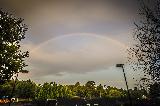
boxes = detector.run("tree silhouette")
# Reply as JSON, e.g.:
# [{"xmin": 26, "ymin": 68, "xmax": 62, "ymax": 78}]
[
  {"xmin": 129, "ymin": 0, "xmax": 160, "ymax": 83},
  {"xmin": 149, "ymin": 82, "xmax": 160, "ymax": 98},
  {"xmin": 0, "ymin": 10, "xmax": 29, "ymax": 84}
]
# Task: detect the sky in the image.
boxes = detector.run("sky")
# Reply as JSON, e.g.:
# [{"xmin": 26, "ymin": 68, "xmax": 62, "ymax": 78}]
[{"xmin": 0, "ymin": 0, "xmax": 142, "ymax": 88}]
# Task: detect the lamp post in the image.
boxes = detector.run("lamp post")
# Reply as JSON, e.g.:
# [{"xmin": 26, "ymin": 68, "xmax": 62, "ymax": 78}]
[{"xmin": 116, "ymin": 64, "xmax": 132, "ymax": 106}]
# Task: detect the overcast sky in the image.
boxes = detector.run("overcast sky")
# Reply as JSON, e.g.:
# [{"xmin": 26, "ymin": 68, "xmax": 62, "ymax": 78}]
[{"xmin": 0, "ymin": 0, "xmax": 142, "ymax": 88}]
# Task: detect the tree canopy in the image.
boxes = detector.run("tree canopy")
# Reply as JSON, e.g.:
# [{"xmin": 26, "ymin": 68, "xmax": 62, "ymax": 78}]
[
  {"xmin": 0, "ymin": 80, "xmax": 147, "ymax": 101},
  {"xmin": 0, "ymin": 10, "xmax": 29, "ymax": 84},
  {"xmin": 129, "ymin": 0, "xmax": 160, "ymax": 83}
]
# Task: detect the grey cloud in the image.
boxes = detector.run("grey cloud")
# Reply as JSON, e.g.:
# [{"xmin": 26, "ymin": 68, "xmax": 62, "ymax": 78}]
[
  {"xmin": 0, "ymin": 0, "xmax": 139, "ymax": 44},
  {"xmin": 0, "ymin": 0, "xmax": 139, "ymax": 86},
  {"xmin": 23, "ymin": 34, "xmax": 128, "ymax": 78}
]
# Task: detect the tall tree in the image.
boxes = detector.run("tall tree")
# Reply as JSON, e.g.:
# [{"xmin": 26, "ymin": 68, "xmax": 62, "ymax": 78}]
[
  {"xmin": 129, "ymin": 0, "xmax": 160, "ymax": 83},
  {"xmin": 0, "ymin": 10, "xmax": 29, "ymax": 84}
]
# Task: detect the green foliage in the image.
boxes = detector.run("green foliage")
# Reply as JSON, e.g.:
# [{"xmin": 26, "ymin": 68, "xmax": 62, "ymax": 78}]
[
  {"xmin": 0, "ymin": 10, "xmax": 29, "ymax": 84},
  {"xmin": 15, "ymin": 79, "xmax": 36, "ymax": 99},
  {"xmin": 0, "ymin": 81, "xmax": 13, "ymax": 97},
  {"xmin": 0, "ymin": 80, "xmax": 148, "ymax": 101},
  {"xmin": 85, "ymin": 81, "xmax": 96, "ymax": 99},
  {"xmin": 108, "ymin": 89, "xmax": 122, "ymax": 98},
  {"xmin": 35, "ymin": 82, "xmax": 75, "ymax": 100},
  {"xmin": 96, "ymin": 84, "xmax": 105, "ymax": 98},
  {"xmin": 105, "ymin": 86, "xmax": 126, "ymax": 98}
]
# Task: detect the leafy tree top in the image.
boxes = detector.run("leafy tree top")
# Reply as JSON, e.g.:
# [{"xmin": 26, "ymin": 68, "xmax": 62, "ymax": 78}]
[
  {"xmin": 0, "ymin": 9, "xmax": 29, "ymax": 84},
  {"xmin": 129, "ymin": 0, "xmax": 160, "ymax": 83}
]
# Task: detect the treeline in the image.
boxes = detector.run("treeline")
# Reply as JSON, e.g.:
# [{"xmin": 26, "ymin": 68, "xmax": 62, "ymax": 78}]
[{"xmin": 0, "ymin": 80, "xmax": 147, "ymax": 101}]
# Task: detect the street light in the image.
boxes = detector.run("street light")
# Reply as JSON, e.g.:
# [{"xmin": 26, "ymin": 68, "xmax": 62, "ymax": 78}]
[{"xmin": 116, "ymin": 64, "xmax": 132, "ymax": 106}]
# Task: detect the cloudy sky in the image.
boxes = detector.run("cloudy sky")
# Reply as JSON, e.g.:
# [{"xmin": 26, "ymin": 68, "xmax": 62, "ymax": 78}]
[{"xmin": 0, "ymin": 0, "xmax": 142, "ymax": 88}]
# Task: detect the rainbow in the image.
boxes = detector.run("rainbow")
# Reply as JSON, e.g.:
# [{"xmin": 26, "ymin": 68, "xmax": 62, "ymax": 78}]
[{"xmin": 30, "ymin": 33, "xmax": 128, "ymax": 53}]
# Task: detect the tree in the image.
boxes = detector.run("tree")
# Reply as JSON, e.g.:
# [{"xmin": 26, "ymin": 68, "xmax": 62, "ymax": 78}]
[
  {"xmin": 108, "ymin": 89, "xmax": 123, "ymax": 98},
  {"xmin": 0, "ymin": 10, "xmax": 29, "ymax": 84},
  {"xmin": 15, "ymin": 80, "xmax": 36, "ymax": 100},
  {"xmin": 75, "ymin": 82, "xmax": 80, "ymax": 87},
  {"xmin": 0, "ymin": 81, "xmax": 13, "ymax": 97},
  {"xmin": 85, "ymin": 81, "xmax": 96, "ymax": 99},
  {"xmin": 129, "ymin": 0, "xmax": 160, "ymax": 83},
  {"xmin": 36, "ymin": 82, "xmax": 55, "ymax": 100},
  {"xmin": 105, "ymin": 86, "xmax": 126, "ymax": 99},
  {"xmin": 96, "ymin": 84, "xmax": 105, "ymax": 98}
]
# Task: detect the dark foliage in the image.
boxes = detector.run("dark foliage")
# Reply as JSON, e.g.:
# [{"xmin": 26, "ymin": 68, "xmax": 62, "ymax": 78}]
[
  {"xmin": 129, "ymin": 0, "xmax": 160, "ymax": 82},
  {"xmin": 0, "ymin": 9, "xmax": 29, "ymax": 84}
]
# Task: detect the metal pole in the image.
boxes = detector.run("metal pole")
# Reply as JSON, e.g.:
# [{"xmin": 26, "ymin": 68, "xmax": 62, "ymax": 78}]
[
  {"xmin": 121, "ymin": 65, "xmax": 132, "ymax": 106},
  {"xmin": 116, "ymin": 64, "xmax": 132, "ymax": 106}
]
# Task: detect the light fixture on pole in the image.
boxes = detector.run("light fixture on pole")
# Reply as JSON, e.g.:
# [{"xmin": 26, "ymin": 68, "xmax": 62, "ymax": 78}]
[{"xmin": 116, "ymin": 64, "xmax": 132, "ymax": 106}]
